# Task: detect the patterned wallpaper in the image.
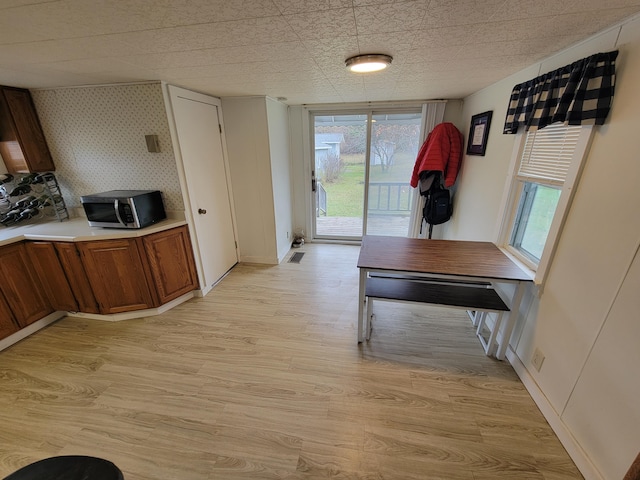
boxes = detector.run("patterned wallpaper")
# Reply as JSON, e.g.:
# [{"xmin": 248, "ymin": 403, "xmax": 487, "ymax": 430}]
[{"xmin": 31, "ymin": 82, "xmax": 184, "ymax": 212}]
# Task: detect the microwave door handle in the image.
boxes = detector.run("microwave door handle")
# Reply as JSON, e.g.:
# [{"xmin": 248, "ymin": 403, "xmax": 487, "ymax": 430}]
[{"xmin": 113, "ymin": 199, "xmax": 127, "ymax": 226}]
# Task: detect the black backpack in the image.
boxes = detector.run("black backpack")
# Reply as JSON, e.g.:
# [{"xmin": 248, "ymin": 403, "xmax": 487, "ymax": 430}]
[{"xmin": 422, "ymin": 175, "xmax": 452, "ymax": 226}]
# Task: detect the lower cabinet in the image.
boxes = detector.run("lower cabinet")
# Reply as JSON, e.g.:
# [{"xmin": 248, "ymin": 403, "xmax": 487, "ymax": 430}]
[
  {"xmin": 54, "ymin": 242, "xmax": 100, "ymax": 314},
  {"xmin": 142, "ymin": 226, "xmax": 199, "ymax": 304},
  {"xmin": 0, "ymin": 290, "xmax": 19, "ymax": 340},
  {"xmin": 1, "ymin": 225, "xmax": 198, "ymax": 345},
  {"xmin": 25, "ymin": 241, "xmax": 79, "ymax": 312},
  {"xmin": 0, "ymin": 242, "xmax": 53, "ymax": 328},
  {"xmin": 24, "ymin": 225, "xmax": 198, "ymax": 317},
  {"xmin": 77, "ymin": 238, "xmax": 157, "ymax": 314}
]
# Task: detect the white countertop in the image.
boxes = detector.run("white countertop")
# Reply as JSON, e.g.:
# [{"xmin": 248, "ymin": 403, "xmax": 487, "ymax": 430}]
[{"xmin": 0, "ymin": 216, "xmax": 187, "ymax": 247}]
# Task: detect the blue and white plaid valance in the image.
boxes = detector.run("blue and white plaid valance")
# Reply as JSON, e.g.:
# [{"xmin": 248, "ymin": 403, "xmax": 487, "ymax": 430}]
[{"xmin": 503, "ymin": 50, "xmax": 618, "ymax": 134}]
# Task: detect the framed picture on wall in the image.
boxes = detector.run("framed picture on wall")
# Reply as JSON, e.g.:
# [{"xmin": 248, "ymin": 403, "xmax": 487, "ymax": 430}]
[{"xmin": 466, "ymin": 110, "xmax": 493, "ymax": 156}]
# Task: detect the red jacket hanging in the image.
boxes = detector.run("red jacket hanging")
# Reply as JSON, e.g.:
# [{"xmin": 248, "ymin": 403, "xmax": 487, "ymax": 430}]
[{"xmin": 410, "ymin": 122, "xmax": 463, "ymax": 188}]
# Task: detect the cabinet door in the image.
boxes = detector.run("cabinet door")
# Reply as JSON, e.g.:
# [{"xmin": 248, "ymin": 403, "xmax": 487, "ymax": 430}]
[
  {"xmin": 143, "ymin": 226, "xmax": 199, "ymax": 304},
  {"xmin": 78, "ymin": 238, "xmax": 156, "ymax": 314},
  {"xmin": 0, "ymin": 87, "xmax": 55, "ymax": 173},
  {"xmin": 55, "ymin": 242, "xmax": 100, "ymax": 314},
  {"xmin": 26, "ymin": 241, "xmax": 78, "ymax": 312},
  {"xmin": 0, "ymin": 289, "xmax": 19, "ymax": 340},
  {"xmin": 0, "ymin": 242, "xmax": 53, "ymax": 328}
]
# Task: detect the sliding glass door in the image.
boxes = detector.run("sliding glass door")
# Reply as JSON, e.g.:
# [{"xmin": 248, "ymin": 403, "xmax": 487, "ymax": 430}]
[
  {"xmin": 313, "ymin": 114, "xmax": 366, "ymax": 238},
  {"xmin": 366, "ymin": 112, "xmax": 422, "ymax": 236},
  {"xmin": 312, "ymin": 109, "xmax": 422, "ymax": 240}
]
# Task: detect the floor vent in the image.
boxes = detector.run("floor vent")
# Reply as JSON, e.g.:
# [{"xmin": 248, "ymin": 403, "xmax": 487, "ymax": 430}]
[{"xmin": 288, "ymin": 252, "xmax": 305, "ymax": 264}]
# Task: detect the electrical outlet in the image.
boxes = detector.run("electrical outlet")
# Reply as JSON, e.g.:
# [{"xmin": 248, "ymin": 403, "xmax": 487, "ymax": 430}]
[{"xmin": 532, "ymin": 348, "xmax": 545, "ymax": 371}]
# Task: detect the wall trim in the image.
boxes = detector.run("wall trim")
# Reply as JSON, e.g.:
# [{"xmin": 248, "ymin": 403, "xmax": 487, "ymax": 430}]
[
  {"xmin": 0, "ymin": 312, "xmax": 66, "ymax": 352},
  {"xmin": 238, "ymin": 255, "xmax": 279, "ymax": 265},
  {"xmin": 31, "ymin": 81, "xmax": 161, "ymax": 91},
  {"xmin": 67, "ymin": 292, "xmax": 195, "ymax": 322},
  {"xmin": 506, "ymin": 348, "xmax": 604, "ymax": 480}
]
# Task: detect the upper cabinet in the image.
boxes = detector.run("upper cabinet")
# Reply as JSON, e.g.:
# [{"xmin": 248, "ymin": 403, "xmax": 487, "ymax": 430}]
[{"xmin": 0, "ymin": 85, "xmax": 55, "ymax": 174}]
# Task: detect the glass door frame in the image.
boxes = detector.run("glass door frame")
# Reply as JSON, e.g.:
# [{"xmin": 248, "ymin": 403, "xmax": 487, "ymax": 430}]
[{"xmin": 308, "ymin": 104, "xmax": 424, "ymax": 242}]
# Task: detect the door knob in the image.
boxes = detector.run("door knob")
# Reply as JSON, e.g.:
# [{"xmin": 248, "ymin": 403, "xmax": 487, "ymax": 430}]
[{"xmin": 198, "ymin": 208, "xmax": 207, "ymax": 214}]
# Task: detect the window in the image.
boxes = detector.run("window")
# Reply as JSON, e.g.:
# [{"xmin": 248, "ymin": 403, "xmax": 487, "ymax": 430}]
[
  {"xmin": 511, "ymin": 183, "xmax": 561, "ymax": 263},
  {"xmin": 499, "ymin": 123, "xmax": 593, "ymax": 284}
]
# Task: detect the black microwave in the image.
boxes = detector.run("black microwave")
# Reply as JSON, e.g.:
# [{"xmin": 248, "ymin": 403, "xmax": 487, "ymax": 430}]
[{"xmin": 80, "ymin": 190, "xmax": 166, "ymax": 229}]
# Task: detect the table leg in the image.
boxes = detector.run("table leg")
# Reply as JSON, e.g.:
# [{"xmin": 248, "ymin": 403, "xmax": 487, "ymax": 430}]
[
  {"xmin": 357, "ymin": 268, "xmax": 366, "ymax": 343},
  {"xmin": 496, "ymin": 281, "xmax": 526, "ymax": 360}
]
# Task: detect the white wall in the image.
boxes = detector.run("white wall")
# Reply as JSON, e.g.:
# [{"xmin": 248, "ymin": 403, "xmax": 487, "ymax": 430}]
[
  {"xmin": 31, "ymin": 82, "xmax": 184, "ymax": 212},
  {"xmin": 266, "ymin": 97, "xmax": 293, "ymax": 262},
  {"xmin": 451, "ymin": 16, "xmax": 640, "ymax": 480},
  {"xmin": 288, "ymin": 105, "xmax": 309, "ymax": 238},
  {"xmin": 442, "ymin": 66, "xmax": 538, "ymax": 241},
  {"xmin": 222, "ymin": 96, "xmax": 294, "ymax": 264},
  {"xmin": 221, "ymin": 96, "xmax": 277, "ymax": 264},
  {"xmin": 441, "ymin": 99, "xmax": 463, "ymax": 126},
  {"xmin": 562, "ymin": 241, "xmax": 640, "ymax": 479}
]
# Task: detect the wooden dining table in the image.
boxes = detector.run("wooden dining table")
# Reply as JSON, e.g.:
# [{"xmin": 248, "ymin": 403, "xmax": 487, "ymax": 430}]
[{"xmin": 357, "ymin": 235, "xmax": 534, "ymax": 359}]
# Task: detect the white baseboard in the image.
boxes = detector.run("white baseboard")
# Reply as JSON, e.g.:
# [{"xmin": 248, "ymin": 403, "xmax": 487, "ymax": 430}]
[
  {"xmin": 67, "ymin": 291, "xmax": 195, "ymax": 321},
  {"xmin": 238, "ymin": 254, "xmax": 279, "ymax": 265},
  {"xmin": 0, "ymin": 311, "xmax": 66, "ymax": 352},
  {"xmin": 1, "ymin": 292, "xmax": 196, "ymax": 351},
  {"xmin": 506, "ymin": 348, "xmax": 604, "ymax": 480}
]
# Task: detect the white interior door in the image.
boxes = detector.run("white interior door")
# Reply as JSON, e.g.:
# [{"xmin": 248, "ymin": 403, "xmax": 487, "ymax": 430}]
[{"xmin": 167, "ymin": 86, "xmax": 237, "ymax": 290}]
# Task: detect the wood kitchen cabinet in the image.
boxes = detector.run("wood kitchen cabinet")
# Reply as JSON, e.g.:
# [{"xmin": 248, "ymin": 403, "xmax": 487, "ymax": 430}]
[
  {"xmin": 142, "ymin": 226, "xmax": 198, "ymax": 304},
  {"xmin": 77, "ymin": 238, "xmax": 157, "ymax": 314},
  {"xmin": 0, "ymin": 289, "xmax": 19, "ymax": 340},
  {"xmin": 0, "ymin": 225, "xmax": 198, "ymax": 348},
  {"xmin": 54, "ymin": 242, "xmax": 100, "ymax": 314},
  {"xmin": 0, "ymin": 86, "xmax": 55, "ymax": 174},
  {"xmin": 26, "ymin": 241, "xmax": 79, "ymax": 312},
  {"xmin": 9, "ymin": 226, "xmax": 197, "ymax": 322},
  {"xmin": 0, "ymin": 242, "xmax": 53, "ymax": 328},
  {"xmin": 76, "ymin": 226, "xmax": 198, "ymax": 314}
]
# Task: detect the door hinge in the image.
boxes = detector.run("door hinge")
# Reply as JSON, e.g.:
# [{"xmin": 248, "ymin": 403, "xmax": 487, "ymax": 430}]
[{"xmin": 219, "ymin": 124, "xmax": 222, "ymax": 133}]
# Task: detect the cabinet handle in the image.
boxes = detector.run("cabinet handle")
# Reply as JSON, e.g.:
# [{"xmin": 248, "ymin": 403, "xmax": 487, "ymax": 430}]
[{"xmin": 198, "ymin": 208, "xmax": 207, "ymax": 215}]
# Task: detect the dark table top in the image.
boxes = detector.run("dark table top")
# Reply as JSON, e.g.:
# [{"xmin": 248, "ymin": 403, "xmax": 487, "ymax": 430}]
[{"xmin": 357, "ymin": 235, "xmax": 533, "ymax": 282}]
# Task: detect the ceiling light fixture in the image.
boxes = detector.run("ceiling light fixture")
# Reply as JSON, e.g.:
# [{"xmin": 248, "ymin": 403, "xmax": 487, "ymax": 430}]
[{"xmin": 345, "ymin": 54, "xmax": 393, "ymax": 73}]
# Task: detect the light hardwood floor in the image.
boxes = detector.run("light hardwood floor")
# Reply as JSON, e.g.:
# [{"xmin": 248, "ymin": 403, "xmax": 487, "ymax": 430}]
[{"xmin": 0, "ymin": 243, "xmax": 582, "ymax": 480}]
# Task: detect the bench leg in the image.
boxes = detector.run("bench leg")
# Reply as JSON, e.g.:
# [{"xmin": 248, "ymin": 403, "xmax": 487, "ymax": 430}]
[
  {"xmin": 495, "ymin": 282, "xmax": 525, "ymax": 360},
  {"xmin": 472, "ymin": 310, "xmax": 486, "ymax": 328},
  {"xmin": 476, "ymin": 311, "xmax": 504, "ymax": 358},
  {"xmin": 366, "ymin": 297, "xmax": 373, "ymax": 341},
  {"xmin": 487, "ymin": 312, "xmax": 504, "ymax": 357}
]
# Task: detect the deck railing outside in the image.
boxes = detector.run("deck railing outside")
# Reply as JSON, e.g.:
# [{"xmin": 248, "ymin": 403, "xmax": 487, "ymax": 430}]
[
  {"xmin": 368, "ymin": 181, "xmax": 412, "ymax": 214},
  {"xmin": 316, "ymin": 182, "xmax": 327, "ymax": 217}
]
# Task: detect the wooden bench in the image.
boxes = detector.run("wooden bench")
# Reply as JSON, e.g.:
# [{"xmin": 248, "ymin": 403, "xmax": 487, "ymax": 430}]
[{"xmin": 365, "ymin": 276, "xmax": 510, "ymax": 357}]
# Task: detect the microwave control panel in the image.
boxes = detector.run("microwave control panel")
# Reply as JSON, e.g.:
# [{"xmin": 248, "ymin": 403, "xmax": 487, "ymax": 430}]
[{"xmin": 122, "ymin": 204, "xmax": 134, "ymax": 223}]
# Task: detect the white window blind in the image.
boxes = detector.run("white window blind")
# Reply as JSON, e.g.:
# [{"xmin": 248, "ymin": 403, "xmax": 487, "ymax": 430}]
[{"xmin": 517, "ymin": 123, "xmax": 582, "ymax": 185}]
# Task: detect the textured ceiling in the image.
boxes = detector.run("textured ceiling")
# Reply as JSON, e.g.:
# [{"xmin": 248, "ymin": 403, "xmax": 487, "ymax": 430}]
[{"xmin": 1, "ymin": 0, "xmax": 639, "ymax": 105}]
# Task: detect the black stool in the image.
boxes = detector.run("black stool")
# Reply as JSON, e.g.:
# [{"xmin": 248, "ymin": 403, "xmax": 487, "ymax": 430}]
[{"xmin": 4, "ymin": 456, "xmax": 124, "ymax": 480}]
